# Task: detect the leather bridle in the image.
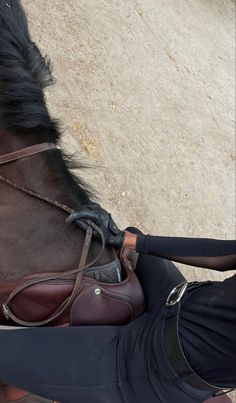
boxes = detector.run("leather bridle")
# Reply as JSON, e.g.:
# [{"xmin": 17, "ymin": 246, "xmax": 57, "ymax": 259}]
[{"xmin": 0, "ymin": 142, "xmax": 105, "ymax": 326}]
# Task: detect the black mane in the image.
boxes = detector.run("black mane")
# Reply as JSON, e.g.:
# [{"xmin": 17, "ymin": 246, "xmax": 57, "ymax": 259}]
[
  {"xmin": 0, "ymin": 0, "xmax": 54, "ymax": 133},
  {"xmin": 0, "ymin": 0, "xmax": 96, "ymax": 202}
]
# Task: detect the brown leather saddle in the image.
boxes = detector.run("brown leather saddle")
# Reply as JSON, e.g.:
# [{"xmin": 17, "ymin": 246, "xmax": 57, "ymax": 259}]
[{"xmin": 0, "ymin": 253, "xmax": 144, "ymax": 327}]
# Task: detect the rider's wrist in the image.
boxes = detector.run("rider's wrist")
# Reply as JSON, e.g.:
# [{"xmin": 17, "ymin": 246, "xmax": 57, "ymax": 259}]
[{"xmin": 123, "ymin": 232, "xmax": 137, "ymax": 250}]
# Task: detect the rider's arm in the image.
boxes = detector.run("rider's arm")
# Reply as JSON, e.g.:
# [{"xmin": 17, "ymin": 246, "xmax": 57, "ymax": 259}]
[{"xmin": 123, "ymin": 232, "xmax": 236, "ymax": 272}]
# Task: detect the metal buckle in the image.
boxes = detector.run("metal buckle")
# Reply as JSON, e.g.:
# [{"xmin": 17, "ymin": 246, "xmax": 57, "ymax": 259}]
[{"xmin": 166, "ymin": 282, "xmax": 188, "ymax": 307}]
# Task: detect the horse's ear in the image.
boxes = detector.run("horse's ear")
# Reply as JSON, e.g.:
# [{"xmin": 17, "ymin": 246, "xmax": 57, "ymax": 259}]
[
  {"xmin": 202, "ymin": 394, "xmax": 232, "ymax": 403},
  {"xmin": 0, "ymin": 0, "xmax": 53, "ymax": 89}
]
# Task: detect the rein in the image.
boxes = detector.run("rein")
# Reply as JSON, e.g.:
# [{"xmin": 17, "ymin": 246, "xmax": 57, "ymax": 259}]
[
  {"xmin": 0, "ymin": 142, "xmax": 59, "ymax": 165},
  {"xmin": 0, "ymin": 142, "xmax": 105, "ymax": 326},
  {"xmin": 0, "ymin": 143, "xmax": 74, "ymax": 213}
]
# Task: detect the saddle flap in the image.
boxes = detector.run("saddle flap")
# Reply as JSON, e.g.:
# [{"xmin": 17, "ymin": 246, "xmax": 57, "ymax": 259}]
[{"xmin": 70, "ymin": 266, "xmax": 145, "ymax": 326}]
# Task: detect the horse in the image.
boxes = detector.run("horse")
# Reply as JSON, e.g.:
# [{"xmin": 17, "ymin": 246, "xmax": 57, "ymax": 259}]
[
  {"xmin": 0, "ymin": 0, "xmax": 119, "ymax": 283},
  {"xmin": 0, "ymin": 1, "xmax": 123, "ymax": 400}
]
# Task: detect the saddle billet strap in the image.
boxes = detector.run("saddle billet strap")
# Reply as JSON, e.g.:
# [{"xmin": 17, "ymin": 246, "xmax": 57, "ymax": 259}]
[
  {"xmin": 0, "ymin": 143, "xmax": 59, "ymax": 165},
  {"xmin": 3, "ymin": 221, "xmax": 106, "ymax": 326}
]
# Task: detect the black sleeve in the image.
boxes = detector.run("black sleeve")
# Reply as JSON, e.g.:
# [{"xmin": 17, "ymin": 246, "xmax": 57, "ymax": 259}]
[{"xmin": 136, "ymin": 235, "xmax": 236, "ymax": 271}]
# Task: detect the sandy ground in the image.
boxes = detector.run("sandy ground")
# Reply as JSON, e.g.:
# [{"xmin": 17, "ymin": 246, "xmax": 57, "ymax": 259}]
[{"xmin": 22, "ymin": 0, "xmax": 235, "ymax": 401}]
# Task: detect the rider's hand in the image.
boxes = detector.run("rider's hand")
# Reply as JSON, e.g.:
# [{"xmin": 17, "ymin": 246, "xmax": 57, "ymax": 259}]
[{"xmin": 66, "ymin": 203, "xmax": 125, "ymax": 250}]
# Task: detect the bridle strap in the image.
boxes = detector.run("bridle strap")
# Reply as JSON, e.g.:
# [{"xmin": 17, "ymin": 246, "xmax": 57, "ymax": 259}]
[{"xmin": 0, "ymin": 142, "xmax": 59, "ymax": 165}]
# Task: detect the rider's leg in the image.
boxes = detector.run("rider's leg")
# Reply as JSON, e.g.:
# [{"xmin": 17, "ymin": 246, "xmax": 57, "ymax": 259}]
[
  {"xmin": 125, "ymin": 227, "xmax": 186, "ymax": 311},
  {"xmin": 0, "ymin": 326, "xmax": 121, "ymax": 403}
]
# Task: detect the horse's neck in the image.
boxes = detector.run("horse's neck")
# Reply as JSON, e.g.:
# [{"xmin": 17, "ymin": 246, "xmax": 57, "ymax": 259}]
[{"xmin": 0, "ymin": 134, "xmax": 112, "ymax": 280}]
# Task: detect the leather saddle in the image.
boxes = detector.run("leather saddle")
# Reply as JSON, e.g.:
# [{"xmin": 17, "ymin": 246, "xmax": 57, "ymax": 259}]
[{"xmin": 0, "ymin": 254, "xmax": 145, "ymax": 327}]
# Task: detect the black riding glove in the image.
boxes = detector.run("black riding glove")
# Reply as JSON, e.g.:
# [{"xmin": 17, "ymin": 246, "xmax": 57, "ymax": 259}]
[{"xmin": 66, "ymin": 203, "xmax": 125, "ymax": 250}]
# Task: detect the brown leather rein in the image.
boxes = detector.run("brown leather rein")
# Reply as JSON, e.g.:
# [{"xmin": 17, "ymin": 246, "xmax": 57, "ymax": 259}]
[
  {"xmin": 0, "ymin": 142, "xmax": 105, "ymax": 326},
  {"xmin": 0, "ymin": 142, "xmax": 59, "ymax": 165}
]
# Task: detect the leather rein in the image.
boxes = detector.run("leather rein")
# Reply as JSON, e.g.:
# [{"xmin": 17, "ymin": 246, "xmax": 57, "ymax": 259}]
[{"xmin": 0, "ymin": 142, "xmax": 105, "ymax": 326}]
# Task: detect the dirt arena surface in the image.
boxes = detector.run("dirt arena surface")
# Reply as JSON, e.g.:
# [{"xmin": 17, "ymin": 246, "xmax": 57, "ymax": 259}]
[{"xmin": 22, "ymin": 0, "xmax": 235, "ymax": 401}]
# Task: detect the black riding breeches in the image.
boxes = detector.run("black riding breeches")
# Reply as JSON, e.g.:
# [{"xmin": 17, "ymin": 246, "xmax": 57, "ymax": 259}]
[{"xmin": 0, "ymin": 242, "xmax": 214, "ymax": 403}]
